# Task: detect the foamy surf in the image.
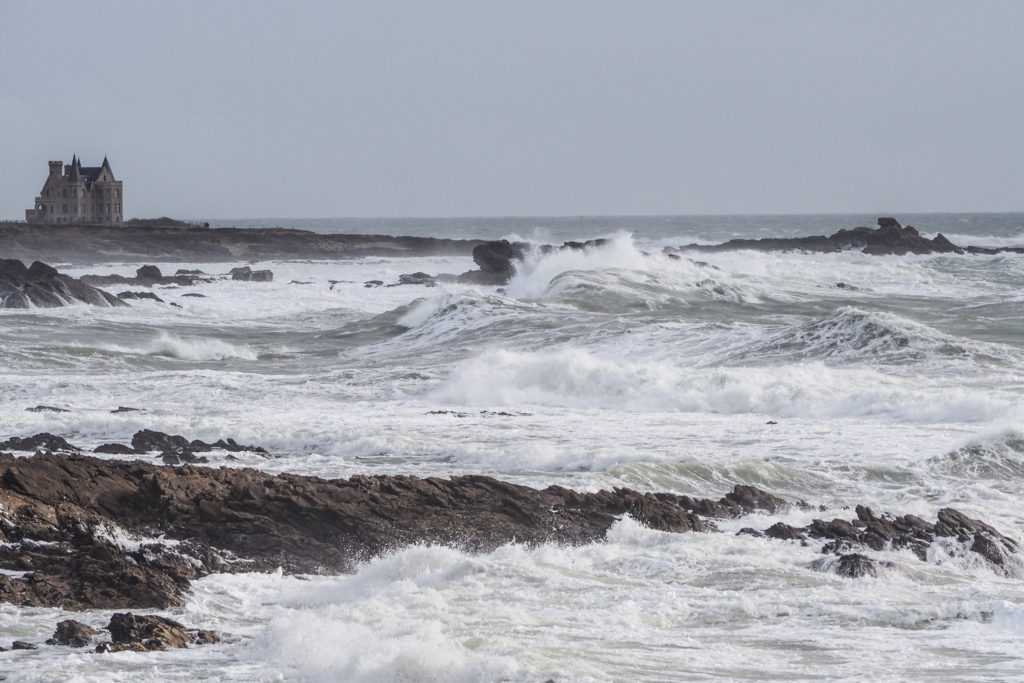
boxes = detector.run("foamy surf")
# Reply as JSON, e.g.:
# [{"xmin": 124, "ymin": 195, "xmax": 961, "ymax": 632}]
[{"xmin": 2, "ymin": 214, "xmax": 1023, "ymax": 681}]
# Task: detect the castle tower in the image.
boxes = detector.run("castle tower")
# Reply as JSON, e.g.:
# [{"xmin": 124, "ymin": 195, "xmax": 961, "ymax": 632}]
[{"xmin": 26, "ymin": 155, "xmax": 123, "ymax": 225}]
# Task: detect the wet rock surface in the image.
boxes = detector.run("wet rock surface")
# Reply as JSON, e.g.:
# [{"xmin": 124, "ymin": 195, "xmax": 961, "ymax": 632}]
[
  {"xmin": 0, "ymin": 451, "xmax": 1015, "ymax": 612},
  {"xmin": 459, "ymin": 238, "xmax": 610, "ymax": 285},
  {"xmin": 117, "ymin": 290, "xmax": 165, "ymax": 303},
  {"xmin": 229, "ymin": 266, "xmax": 274, "ymax": 282},
  {"xmin": 81, "ymin": 264, "xmax": 203, "ymax": 288},
  {"xmin": 98, "ymin": 613, "xmax": 220, "ymax": 652},
  {"xmin": 0, "ymin": 451, "xmax": 771, "ymax": 609},
  {"xmin": 0, "ymin": 433, "xmax": 80, "ymax": 453},
  {"xmin": 0, "ymin": 259, "xmax": 125, "ymax": 309},
  {"xmin": 49, "ymin": 619, "xmax": 102, "ymax": 647}
]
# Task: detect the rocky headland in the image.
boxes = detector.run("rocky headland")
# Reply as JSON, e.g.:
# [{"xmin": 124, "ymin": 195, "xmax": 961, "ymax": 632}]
[{"xmin": 0, "ymin": 221, "xmax": 483, "ymax": 266}]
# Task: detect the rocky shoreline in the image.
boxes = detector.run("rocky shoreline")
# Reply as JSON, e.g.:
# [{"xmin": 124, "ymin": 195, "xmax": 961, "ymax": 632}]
[{"xmin": 0, "ymin": 446, "xmax": 1017, "ymax": 615}]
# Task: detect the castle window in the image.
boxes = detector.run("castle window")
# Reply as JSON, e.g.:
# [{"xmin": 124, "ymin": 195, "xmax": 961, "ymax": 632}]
[
  {"xmin": 62, "ymin": 189, "xmax": 67, "ymax": 198},
  {"xmin": 62, "ymin": 204, "xmax": 68, "ymax": 213},
  {"xmin": 114, "ymin": 189, "xmax": 119, "ymax": 198}
]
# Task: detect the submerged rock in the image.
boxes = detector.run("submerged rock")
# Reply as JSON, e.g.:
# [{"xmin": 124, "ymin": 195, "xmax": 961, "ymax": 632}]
[
  {"xmin": 397, "ymin": 272, "xmax": 436, "ymax": 286},
  {"xmin": 117, "ymin": 290, "xmax": 165, "ymax": 303},
  {"xmin": 25, "ymin": 405, "xmax": 70, "ymax": 413},
  {"xmin": 836, "ymin": 553, "xmax": 878, "ymax": 578}
]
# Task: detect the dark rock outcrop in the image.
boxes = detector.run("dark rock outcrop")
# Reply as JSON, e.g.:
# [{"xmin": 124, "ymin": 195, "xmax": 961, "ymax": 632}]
[
  {"xmin": 26, "ymin": 405, "xmax": 70, "ymax": 413},
  {"xmin": 49, "ymin": 620, "xmax": 102, "ymax": 647},
  {"xmin": 41, "ymin": 614, "xmax": 218, "ymax": 653},
  {"xmin": 836, "ymin": 553, "xmax": 878, "ymax": 578},
  {"xmin": 128, "ymin": 429, "xmax": 207, "ymax": 465},
  {"xmin": 0, "ymin": 259, "xmax": 125, "ymax": 309},
  {"xmin": 98, "ymin": 613, "xmax": 219, "ymax": 653},
  {"xmin": 81, "ymin": 271, "xmax": 202, "ymax": 287},
  {"xmin": 397, "ymin": 272, "xmax": 436, "ymax": 286},
  {"xmin": 117, "ymin": 291, "xmax": 165, "ymax": 303},
  {"xmin": 459, "ymin": 238, "xmax": 611, "ymax": 285},
  {"xmin": 230, "ymin": 266, "xmax": 275, "ymax": 282},
  {"xmin": 763, "ymin": 504, "xmax": 1019, "ymax": 576},
  {"xmin": 0, "ymin": 451, "xmax": 774, "ymax": 609},
  {"xmin": 119, "ymin": 429, "xmax": 267, "ymax": 463},
  {"xmin": 135, "ymin": 265, "xmax": 163, "ymax": 281},
  {"xmin": 0, "ymin": 451, "xmax": 1015, "ymax": 612},
  {"xmin": 94, "ymin": 443, "xmax": 138, "ymax": 455},
  {"xmin": 0, "ymin": 433, "xmax": 80, "ymax": 453},
  {"xmin": 675, "ymin": 219, "xmax": 968, "ymax": 256}
]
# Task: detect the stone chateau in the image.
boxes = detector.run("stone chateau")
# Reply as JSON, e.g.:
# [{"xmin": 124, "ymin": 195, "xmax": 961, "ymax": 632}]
[{"xmin": 25, "ymin": 155, "xmax": 123, "ymax": 224}]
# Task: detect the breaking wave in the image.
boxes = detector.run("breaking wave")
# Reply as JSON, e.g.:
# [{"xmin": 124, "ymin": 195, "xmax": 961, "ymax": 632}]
[
  {"xmin": 927, "ymin": 429, "xmax": 1024, "ymax": 479},
  {"xmin": 433, "ymin": 347, "xmax": 1016, "ymax": 423},
  {"xmin": 734, "ymin": 307, "xmax": 1016, "ymax": 367}
]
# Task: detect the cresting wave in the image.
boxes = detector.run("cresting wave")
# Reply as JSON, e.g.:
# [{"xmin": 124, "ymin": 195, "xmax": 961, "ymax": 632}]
[
  {"xmin": 735, "ymin": 307, "xmax": 1022, "ymax": 367},
  {"xmin": 432, "ymin": 347, "xmax": 1019, "ymax": 423},
  {"xmin": 83, "ymin": 332, "xmax": 261, "ymax": 362}
]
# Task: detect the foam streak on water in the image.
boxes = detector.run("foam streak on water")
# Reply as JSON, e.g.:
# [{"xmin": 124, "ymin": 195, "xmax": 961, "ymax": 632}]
[{"xmin": 1, "ymin": 214, "xmax": 1023, "ymax": 681}]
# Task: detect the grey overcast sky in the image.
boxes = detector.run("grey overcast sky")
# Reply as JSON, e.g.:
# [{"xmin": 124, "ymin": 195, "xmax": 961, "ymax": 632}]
[{"xmin": 1, "ymin": 1, "xmax": 1022, "ymax": 219}]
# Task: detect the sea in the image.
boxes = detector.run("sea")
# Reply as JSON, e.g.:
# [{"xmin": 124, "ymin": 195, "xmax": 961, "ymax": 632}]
[{"xmin": 1, "ymin": 213, "xmax": 1023, "ymax": 681}]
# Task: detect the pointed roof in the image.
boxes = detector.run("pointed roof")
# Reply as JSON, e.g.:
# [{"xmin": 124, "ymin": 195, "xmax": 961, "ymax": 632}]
[{"xmin": 69, "ymin": 155, "xmax": 81, "ymax": 182}]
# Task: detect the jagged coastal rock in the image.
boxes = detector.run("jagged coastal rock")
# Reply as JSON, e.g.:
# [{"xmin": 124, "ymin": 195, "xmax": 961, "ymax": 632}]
[
  {"xmin": 0, "ymin": 259, "xmax": 125, "ymax": 309},
  {"xmin": 0, "ymin": 451, "xmax": 1015, "ymax": 612},
  {"xmin": 675, "ymin": 217, "xmax": 965, "ymax": 255},
  {"xmin": 457, "ymin": 238, "xmax": 610, "ymax": 285},
  {"xmin": 42, "ymin": 615, "xmax": 218, "ymax": 653},
  {"xmin": 81, "ymin": 264, "xmax": 204, "ymax": 287}
]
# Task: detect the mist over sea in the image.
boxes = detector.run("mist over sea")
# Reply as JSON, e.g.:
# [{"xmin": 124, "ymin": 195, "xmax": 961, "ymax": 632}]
[{"xmin": 2, "ymin": 213, "xmax": 1024, "ymax": 681}]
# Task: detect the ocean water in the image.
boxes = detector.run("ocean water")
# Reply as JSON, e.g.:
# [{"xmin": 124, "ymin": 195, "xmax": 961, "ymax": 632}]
[{"xmin": 1, "ymin": 213, "xmax": 1023, "ymax": 681}]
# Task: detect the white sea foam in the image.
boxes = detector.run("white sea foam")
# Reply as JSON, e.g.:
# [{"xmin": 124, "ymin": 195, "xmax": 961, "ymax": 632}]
[
  {"xmin": 433, "ymin": 347, "xmax": 1016, "ymax": 423},
  {"xmin": 4, "ymin": 221, "xmax": 1024, "ymax": 680},
  {"xmin": 503, "ymin": 232, "xmax": 650, "ymax": 299}
]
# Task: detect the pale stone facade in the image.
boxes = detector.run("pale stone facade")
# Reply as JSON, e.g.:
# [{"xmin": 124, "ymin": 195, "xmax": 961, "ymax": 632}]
[{"xmin": 25, "ymin": 155, "xmax": 123, "ymax": 224}]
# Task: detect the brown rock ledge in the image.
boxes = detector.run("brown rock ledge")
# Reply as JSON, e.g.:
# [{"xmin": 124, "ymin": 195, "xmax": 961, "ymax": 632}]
[{"xmin": 0, "ymin": 451, "xmax": 1015, "ymax": 611}]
